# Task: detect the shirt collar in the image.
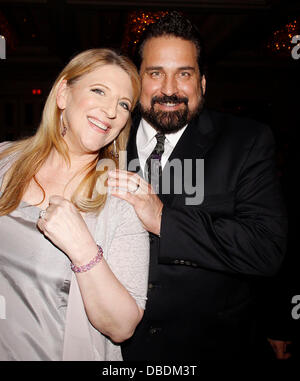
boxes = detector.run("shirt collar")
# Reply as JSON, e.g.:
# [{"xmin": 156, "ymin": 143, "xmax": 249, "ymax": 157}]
[
  {"xmin": 139, "ymin": 118, "xmax": 188, "ymax": 148},
  {"xmin": 140, "ymin": 118, "xmax": 157, "ymax": 149}
]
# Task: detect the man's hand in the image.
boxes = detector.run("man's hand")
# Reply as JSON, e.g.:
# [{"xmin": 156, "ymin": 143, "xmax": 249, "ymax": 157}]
[{"xmin": 108, "ymin": 169, "xmax": 163, "ymax": 236}]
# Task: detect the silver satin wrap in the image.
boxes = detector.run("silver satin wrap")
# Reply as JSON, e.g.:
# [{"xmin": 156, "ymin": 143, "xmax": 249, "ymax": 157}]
[
  {"xmin": 0, "ymin": 200, "xmax": 71, "ymax": 360},
  {"xmin": 0, "ymin": 143, "xmax": 149, "ymax": 360}
]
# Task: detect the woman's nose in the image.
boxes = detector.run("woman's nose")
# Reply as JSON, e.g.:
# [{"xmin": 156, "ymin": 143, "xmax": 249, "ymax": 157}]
[{"xmin": 101, "ymin": 98, "xmax": 118, "ymax": 119}]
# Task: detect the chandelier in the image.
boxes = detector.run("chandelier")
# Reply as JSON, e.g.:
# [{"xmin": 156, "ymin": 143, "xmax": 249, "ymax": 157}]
[
  {"xmin": 122, "ymin": 10, "xmax": 168, "ymax": 57},
  {"xmin": 267, "ymin": 18, "xmax": 299, "ymax": 56}
]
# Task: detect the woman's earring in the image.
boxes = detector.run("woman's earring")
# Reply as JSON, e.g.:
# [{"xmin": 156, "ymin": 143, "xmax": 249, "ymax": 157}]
[
  {"xmin": 60, "ymin": 112, "xmax": 67, "ymax": 137},
  {"xmin": 110, "ymin": 140, "xmax": 119, "ymax": 158}
]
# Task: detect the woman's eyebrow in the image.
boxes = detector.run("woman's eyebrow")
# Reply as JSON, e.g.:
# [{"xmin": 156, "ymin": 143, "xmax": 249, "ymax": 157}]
[{"xmin": 90, "ymin": 83, "xmax": 110, "ymax": 89}]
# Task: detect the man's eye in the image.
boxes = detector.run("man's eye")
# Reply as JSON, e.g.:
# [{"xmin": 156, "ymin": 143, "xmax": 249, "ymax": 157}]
[
  {"xmin": 180, "ymin": 72, "xmax": 191, "ymax": 77},
  {"xmin": 150, "ymin": 71, "xmax": 161, "ymax": 78},
  {"xmin": 119, "ymin": 102, "xmax": 130, "ymax": 111},
  {"xmin": 91, "ymin": 88, "xmax": 105, "ymax": 95}
]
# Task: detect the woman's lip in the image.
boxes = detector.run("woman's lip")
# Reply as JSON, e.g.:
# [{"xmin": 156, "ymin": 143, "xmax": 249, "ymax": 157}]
[{"xmin": 87, "ymin": 116, "xmax": 111, "ymax": 131}]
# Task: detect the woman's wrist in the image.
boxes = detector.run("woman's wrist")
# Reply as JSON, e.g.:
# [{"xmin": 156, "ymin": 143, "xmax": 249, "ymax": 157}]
[
  {"xmin": 68, "ymin": 241, "xmax": 99, "ymax": 267},
  {"xmin": 71, "ymin": 244, "xmax": 103, "ymax": 273}
]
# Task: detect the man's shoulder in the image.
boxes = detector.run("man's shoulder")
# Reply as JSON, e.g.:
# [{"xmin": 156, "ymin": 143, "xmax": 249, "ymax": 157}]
[
  {"xmin": 206, "ymin": 109, "xmax": 271, "ymax": 141},
  {"xmin": 208, "ymin": 109, "xmax": 268, "ymax": 130}
]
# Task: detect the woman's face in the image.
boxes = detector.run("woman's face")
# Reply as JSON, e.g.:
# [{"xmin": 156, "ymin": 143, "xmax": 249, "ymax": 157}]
[{"xmin": 57, "ymin": 64, "xmax": 134, "ymax": 155}]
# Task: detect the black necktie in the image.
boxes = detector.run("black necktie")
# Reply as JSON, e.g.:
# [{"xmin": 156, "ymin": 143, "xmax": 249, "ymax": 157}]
[{"xmin": 145, "ymin": 133, "xmax": 166, "ymax": 192}]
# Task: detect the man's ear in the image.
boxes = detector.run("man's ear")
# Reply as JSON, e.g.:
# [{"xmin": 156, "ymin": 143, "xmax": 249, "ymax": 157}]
[
  {"xmin": 201, "ymin": 75, "xmax": 206, "ymax": 96},
  {"xmin": 56, "ymin": 79, "xmax": 68, "ymax": 110}
]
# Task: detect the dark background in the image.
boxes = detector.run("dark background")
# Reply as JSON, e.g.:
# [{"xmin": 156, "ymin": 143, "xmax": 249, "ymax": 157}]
[{"xmin": 0, "ymin": 0, "xmax": 298, "ymax": 367}]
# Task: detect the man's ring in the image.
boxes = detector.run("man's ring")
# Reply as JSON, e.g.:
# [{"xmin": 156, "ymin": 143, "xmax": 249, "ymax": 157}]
[
  {"xmin": 39, "ymin": 210, "xmax": 46, "ymax": 219},
  {"xmin": 131, "ymin": 183, "xmax": 140, "ymax": 193}
]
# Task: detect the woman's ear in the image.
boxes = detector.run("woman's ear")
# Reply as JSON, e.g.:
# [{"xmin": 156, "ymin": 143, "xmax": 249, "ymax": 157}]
[{"xmin": 56, "ymin": 79, "xmax": 68, "ymax": 110}]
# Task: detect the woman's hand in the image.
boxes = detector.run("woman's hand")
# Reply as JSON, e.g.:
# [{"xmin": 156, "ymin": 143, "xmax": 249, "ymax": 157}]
[
  {"xmin": 37, "ymin": 195, "xmax": 97, "ymax": 264},
  {"xmin": 37, "ymin": 194, "xmax": 144, "ymax": 342}
]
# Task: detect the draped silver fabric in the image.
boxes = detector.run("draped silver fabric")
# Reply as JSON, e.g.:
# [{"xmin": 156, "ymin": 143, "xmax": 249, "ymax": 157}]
[
  {"xmin": 0, "ymin": 200, "xmax": 71, "ymax": 360},
  {"xmin": 0, "ymin": 142, "xmax": 149, "ymax": 361}
]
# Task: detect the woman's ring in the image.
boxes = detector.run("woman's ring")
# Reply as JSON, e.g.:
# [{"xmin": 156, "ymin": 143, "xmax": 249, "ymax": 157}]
[{"xmin": 39, "ymin": 210, "xmax": 46, "ymax": 219}]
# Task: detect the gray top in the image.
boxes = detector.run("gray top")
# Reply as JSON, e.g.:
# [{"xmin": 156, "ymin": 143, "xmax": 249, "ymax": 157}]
[{"xmin": 0, "ymin": 142, "xmax": 149, "ymax": 361}]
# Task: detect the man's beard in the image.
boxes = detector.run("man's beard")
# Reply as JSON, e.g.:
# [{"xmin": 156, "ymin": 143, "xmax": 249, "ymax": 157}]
[{"xmin": 140, "ymin": 94, "xmax": 205, "ymax": 134}]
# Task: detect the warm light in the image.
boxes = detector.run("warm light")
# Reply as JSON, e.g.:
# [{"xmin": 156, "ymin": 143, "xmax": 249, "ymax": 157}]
[
  {"xmin": 122, "ymin": 11, "xmax": 168, "ymax": 56},
  {"xmin": 267, "ymin": 18, "xmax": 300, "ymax": 55},
  {"xmin": 32, "ymin": 89, "xmax": 42, "ymax": 95}
]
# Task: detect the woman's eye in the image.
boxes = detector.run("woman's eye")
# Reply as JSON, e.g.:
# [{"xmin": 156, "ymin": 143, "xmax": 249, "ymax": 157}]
[
  {"xmin": 92, "ymin": 88, "xmax": 105, "ymax": 95},
  {"xmin": 119, "ymin": 102, "xmax": 130, "ymax": 111}
]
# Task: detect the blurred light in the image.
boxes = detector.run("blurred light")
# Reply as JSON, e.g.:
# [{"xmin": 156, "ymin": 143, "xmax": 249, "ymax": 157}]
[
  {"xmin": 267, "ymin": 19, "xmax": 300, "ymax": 55},
  {"xmin": 122, "ymin": 11, "xmax": 168, "ymax": 56},
  {"xmin": 32, "ymin": 89, "xmax": 42, "ymax": 95}
]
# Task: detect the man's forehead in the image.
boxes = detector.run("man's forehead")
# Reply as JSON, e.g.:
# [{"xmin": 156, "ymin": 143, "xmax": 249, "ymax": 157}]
[{"xmin": 141, "ymin": 36, "xmax": 198, "ymax": 67}]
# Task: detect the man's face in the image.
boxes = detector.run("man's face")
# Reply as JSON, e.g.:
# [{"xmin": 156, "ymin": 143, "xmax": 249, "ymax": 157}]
[{"xmin": 139, "ymin": 36, "xmax": 206, "ymax": 133}]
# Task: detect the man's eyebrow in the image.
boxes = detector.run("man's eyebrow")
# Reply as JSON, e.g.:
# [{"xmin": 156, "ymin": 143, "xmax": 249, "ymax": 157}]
[
  {"xmin": 145, "ymin": 66, "xmax": 163, "ymax": 71},
  {"xmin": 145, "ymin": 66, "xmax": 196, "ymax": 71},
  {"xmin": 178, "ymin": 66, "xmax": 196, "ymax": 71}
]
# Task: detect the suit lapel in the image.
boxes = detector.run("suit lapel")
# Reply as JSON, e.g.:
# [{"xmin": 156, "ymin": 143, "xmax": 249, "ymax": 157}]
[
  {"xmin": 126, "ymin": 118, "xmax": 141, "ymax": 174},
  {"xmin": 160, "ymin": 109, "xmax": 219, "ymax": 205},
  {"xmin": 167, "ymin": 109, "xmax": 217, "ymax": 163},
  {"xmin": 126, "ymin": 109, "xmax": 221, "ymax": 205}
]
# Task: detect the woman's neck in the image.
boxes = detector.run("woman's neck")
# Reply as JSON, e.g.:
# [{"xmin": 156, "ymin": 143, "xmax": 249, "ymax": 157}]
[
  {"xmin": 21, "ymin": 148, "xmax": 98, "ymax": 209},
  {"xmin": 44, "ymin": 147, "xmax": 98, "ymax": 174}
]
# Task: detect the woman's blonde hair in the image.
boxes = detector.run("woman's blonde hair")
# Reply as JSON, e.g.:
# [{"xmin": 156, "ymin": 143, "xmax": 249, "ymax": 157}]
[{"xmin": 0, "ymin": 48, "xmax": 141, "ymax": 215}]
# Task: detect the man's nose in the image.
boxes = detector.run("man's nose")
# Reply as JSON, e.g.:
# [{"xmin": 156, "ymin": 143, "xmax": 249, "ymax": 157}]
[{"xmin": 160, "ymin": 75, "xmax": 178, "ymax": 96}]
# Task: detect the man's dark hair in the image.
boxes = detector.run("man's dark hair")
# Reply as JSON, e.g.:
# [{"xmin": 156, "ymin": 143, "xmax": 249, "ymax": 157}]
[{"xmin": 134, "ymin": 11, "xmax": 206, "ymax": 75}]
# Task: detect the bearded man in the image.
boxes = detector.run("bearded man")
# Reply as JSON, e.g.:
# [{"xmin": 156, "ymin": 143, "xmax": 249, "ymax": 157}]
[{"xmin": 108, "ymin": 11, "xmax": 287, "ymax": 363}]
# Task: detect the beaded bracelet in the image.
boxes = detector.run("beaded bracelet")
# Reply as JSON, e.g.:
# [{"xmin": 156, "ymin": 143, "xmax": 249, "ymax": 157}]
[{"xmin": 70, "ymin": 244, "xmax": 103, "ymax": 273}]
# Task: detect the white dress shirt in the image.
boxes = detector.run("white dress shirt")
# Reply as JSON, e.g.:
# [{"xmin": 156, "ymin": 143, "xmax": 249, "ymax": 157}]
[{"xmin": 136, "ymin": 118, "xmax": 187, "ymax": 178}]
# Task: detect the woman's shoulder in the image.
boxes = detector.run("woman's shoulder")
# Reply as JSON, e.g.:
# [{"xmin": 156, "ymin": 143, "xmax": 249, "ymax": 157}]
[
  {"xmin": 88, "ymin": 194, "xmax": 132, "ymax": 222},
  {"xmin": 105, "ymin": 194, "xmax": 146, "ymax": 235},
  {"xmin": 105, "ymin": 193, "xmax": 135, "ymax": 215},
  {"xmin": 97, "ymin": 194, "xmax": 142, "ymax": 229}
]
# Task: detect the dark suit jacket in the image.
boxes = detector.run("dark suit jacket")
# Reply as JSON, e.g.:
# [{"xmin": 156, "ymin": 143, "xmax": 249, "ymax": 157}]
[{"xmin": 121, "ymin": 109, "xmax": 287, "ymax": 361}]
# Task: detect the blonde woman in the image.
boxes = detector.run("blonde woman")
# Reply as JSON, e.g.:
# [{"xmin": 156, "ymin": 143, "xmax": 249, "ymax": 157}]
[{"xmin": 0, "ymin": 49, "xmax": 149, "ymax": 361}]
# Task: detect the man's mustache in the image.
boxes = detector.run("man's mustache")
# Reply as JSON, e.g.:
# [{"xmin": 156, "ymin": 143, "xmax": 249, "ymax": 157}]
[{"xmin": 151, "ymin": 95, "xmax": 188, "ymax": 107}]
